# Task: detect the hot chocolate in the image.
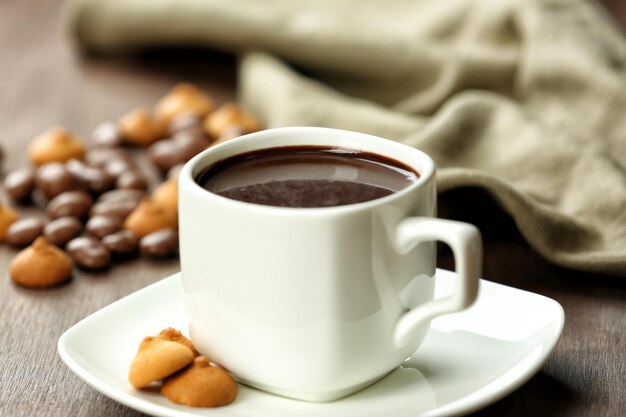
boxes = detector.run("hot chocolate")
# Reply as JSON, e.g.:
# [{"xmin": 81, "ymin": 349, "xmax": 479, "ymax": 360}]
[{"xmin": 195, "ymin": 146, "xmax": 418, "ymax": 208}]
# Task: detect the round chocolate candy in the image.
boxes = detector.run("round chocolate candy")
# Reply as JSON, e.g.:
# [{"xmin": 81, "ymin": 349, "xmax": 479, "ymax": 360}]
[
  {"xmin": 97, "ymin": 189, "xmax": 145, "ymax": 203},
  {"xmin": 67, "ymin": 237, "xmax": 111, "ymax": 270},
  {"xmin": 85, "ymin": 148, "xmax": 132, "ymax": 169},
  {"xmin": 86, "ymin": 215, "xmax": 123, "ymax": 239},
  {"xmin": 91, "ymin": 121, "xmax": 122, "ymax": 148},
  {"xmin": 66, "ymin": 159, "xmax": 115, "ymax": 195},
  {"xmin": 102, "ymin": 229, "xmax": 138, "ymax": 255},
  {"xmin": 3, "ymin": 169, "xmax": 35, "ymax": 202},
  {"xmin": 5, "ymin": 217, "xmax": 45, "ymax": 247},
  {"xmin": 46, "ymin": 191, "xmax": 93, "ymax": 220},
  {"xmin": 116, "ymin": 171, "xmax": 147, "ymax": 191},
  {"xmin": 90, "ymin": 198, "xmax": 139, "ymax": 220},
  {"xmin": 35, "ymin": 162, "xmax": 86, "ymax": 199},
  {"xmin": 172, "ymin": 131, "xmax": 211, "ymax": 161},
  {"xmin": 139, "ymin": 228, "xmax": 179, "ymax": 258},
  {"xmin": 148, "ymin": 139, "xmax": 182, "ymax": 172},
  {"xmin": 103, "ymin": 158, "xmax": 134, "ymax": 179},
  {"xmin": 43, "ymin": 216, "xmax": 83, "ymax": 247}
]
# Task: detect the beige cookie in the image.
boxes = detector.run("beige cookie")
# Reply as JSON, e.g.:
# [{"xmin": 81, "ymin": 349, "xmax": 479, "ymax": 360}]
[
  {"xmin": 203, "ymin": 103, "xmax": 261, "ymax": 139},
  {"xmin": 152, "ymin": 178, "xmax": 178, "ymax": 220},
  {"xmin": 158, "ymin": 328, "xmax": 198, "ymax": 357},
  {"xmin": 155, "ymin": 83, "xmax": 215, "ymax": 125},
  {"xmin": 10, "ymin": 236, "xmax": 72, "ymax": 288},
  {"xmin": 123, "ymin": 197, "xmax": 177, "ymax": 238},
  {"xmin": 0, "ymin": 204, "xmax": 19, "ymax": 240},
  {"xmin": 128, "ymin": 336, "xmax": 195, "ymax": 389},
  {"xmin": 119, "ymin": 108, "xmax": 164, "ymax": 147},
  {"xmin": 161, "ymin": 356, "xmax": 238, "ymax": 407},
  {"xmin": 28, "ymin": 127, "xmax": 86, "ymax": 166}
]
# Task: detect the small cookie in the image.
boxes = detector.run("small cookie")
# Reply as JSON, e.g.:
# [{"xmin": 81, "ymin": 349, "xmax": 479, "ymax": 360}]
[
  {"xmin": 123, "ymin": 197, "xmax": 177, "ymax": 237},
  {"xmin": 0, "ymin": 204, "xmax": 19, "ymax": 240},
  {"xmin": 28, "ymin": 127, "xmax": 86, "ymax": 166},
  {"xmin": 155, "ymin": 83, "xmax": 215, "ymax": 125},
  {"xmin": 118, "ymin": 108, "xmax": 163, "ymax": 147},
  {"xmin": 152, "ymin": 177, "xmax": 178, "ymax": 220},
  {"xmin": 161, "ymin": 356, "xmax": 238, "ymax": 407},
  {"xmin": 203, "ymin": 103, "xmax": 261, "ymax": 139},
  {"xmin": 128, "ymin": 336, "xmax": 195, "ymax": 389},
  {"xmin": 158, "ymin": 328, "xmax": 199, "ymax": 356},
  {"xmin": 10, "ymin": 237, "xmax": 72, "ymax": 288}
]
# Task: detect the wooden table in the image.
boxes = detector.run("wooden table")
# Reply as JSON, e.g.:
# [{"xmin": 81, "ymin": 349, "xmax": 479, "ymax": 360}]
[{"xmin": 1, "ymin": 1, "xmax": 624, "ymax": 416}]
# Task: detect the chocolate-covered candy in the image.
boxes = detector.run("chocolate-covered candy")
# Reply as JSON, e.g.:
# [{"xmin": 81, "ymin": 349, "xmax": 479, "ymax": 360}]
[
  {"xmin": 3, "ymin": 169, "xmax": 35, "ymax": 202},
  {"xmin": 139, "ymin": 228, "xmax": 179, "ymax": 258},
  {"xmin": 89, "ymin": 170, "xmax": 116, "ymax": 194},
  {"xmin": 86, "ymin": 215, "xmax": 123, "ymax": 239},
  {"xmin": 172, "ymin": 131, "xmax": 211, "ymax": 160},
  {"xmin": 46, "ymin": 191, "xmax": 93, "ymax": 219},
  {"xmin": 148, "ymin": 139, "xmax": 182, "ymax": 172},
  {"xmin": 91, "ymin": 121, "xmax": 122, "ymax": 148},
  {"xmin": 5, "ymin": 218, "xmax": 45, "ymax": 247},
  {"xmin": 85, "ymin": 148, "xmax": 132, "ymax": 169},
  {"xmin": 90, "ymin": 198, "xmax": 139, "ymax": 220},
  {"xmin": 43, "ymin": 216, "xmax": 82, "ymax": 247},
  {"xmin": 102, "ymin": 229, "xmax": 138, "ymax": 255},
  {"xmin": 103, "ymin": 158, "xmax": 134, "ymax": 179},
  {"xmin": 35, "ymin": 162, "xmax": 86, "ymax": 199},
  {"xmin": 98, "ymin": 189, "xmax": 145, "ymax": 203},
  {"xmin": 167, "ymin": 112, "xmax": 204, "ymax": 136},
  {"xmin": 116, "ymin": 171, "xmax": 147, "ymax": 190},
  {"xmin": 66, "ymin": 159, "xmax": 115, "ymax": 195},
  {"xmin": 67, "ymin": 237, "xmax": 111, "ymax": 270},
  {"xmin": 148, "ymin": 132, "xmax": 209, "ymax": 173}
]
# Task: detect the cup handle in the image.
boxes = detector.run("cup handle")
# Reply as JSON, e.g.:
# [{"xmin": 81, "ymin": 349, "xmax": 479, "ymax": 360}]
[{"xmin": 393, "ymin": 217, "xmax": 482, "ymax": 348}]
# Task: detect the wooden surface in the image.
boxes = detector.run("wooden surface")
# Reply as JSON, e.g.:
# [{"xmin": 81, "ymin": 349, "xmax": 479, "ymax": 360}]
[{"xmin": 0, "ymin": 1, "xmax": 624, "ymax": 416}]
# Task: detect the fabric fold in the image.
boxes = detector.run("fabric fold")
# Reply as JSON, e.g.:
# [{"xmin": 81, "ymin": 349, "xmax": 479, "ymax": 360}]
[{"xmin": 67, "ymin": 0, "xmax": 626, "ymax": 276}]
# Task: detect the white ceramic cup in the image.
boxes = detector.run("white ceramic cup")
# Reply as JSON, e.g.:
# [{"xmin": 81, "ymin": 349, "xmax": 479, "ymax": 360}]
[{"xmin": 179, "ymin": 127, "xmax": 481, "ymax": 402}]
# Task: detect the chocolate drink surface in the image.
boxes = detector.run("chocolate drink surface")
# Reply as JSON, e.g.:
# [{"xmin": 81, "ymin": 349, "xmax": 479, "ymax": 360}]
[{"xmin": 195, "ymin": 146, "xmax": 419, "ymax": 208}]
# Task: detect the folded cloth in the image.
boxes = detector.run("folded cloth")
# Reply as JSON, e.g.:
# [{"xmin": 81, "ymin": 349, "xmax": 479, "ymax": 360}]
[{"xmin": 67, "ymin": 0, "xmax": 626, "ymax": 277}]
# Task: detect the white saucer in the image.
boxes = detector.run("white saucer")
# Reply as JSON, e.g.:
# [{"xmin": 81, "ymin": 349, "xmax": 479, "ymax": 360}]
[{"xmin": 58, "ymin": 269, "xmax": 564, "ymax": 417}]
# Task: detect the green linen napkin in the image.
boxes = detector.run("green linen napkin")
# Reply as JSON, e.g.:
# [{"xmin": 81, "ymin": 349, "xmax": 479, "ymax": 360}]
[{"xmin": 67, "ymin": 0, "xmax": 626, "ymax": 276}]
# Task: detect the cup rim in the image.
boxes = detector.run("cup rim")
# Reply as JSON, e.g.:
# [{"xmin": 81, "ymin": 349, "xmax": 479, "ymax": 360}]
[{"xmin": 180, "ymin": 127, "xmax": 435, "ymax": 216}]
